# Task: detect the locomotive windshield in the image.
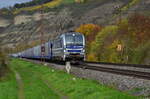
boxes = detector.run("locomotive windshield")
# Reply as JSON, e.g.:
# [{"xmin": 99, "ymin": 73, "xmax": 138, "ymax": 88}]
[{"xmin": 65, "ymin": 34, "xmax": 83, "ymax": 46}]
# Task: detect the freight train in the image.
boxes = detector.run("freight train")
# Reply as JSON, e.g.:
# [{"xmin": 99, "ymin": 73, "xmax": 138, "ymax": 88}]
[{"xmin": 12, "ymin": 32, "xmax": 85, "ymax": 62}]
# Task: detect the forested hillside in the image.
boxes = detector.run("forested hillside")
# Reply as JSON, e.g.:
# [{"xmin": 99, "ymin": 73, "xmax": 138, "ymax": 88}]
[{"xmin": 0, "ymin": 0, "xmax": 149, "ymax": 65}]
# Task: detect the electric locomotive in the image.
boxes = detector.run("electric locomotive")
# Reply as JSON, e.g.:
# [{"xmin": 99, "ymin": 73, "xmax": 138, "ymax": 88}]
[{"xmin": 52, "ymin": 32, "xmax": 85, "ymax": 61}]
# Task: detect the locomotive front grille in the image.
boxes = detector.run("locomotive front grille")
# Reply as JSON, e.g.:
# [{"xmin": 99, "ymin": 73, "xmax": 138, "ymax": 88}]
[
  {"xmin": 67, "ymin": 50, "xmax": 81, "ymax": 53},
  {"xmin": 65, "ymin": 53, "xmax": 84, "ymax": 61},
  {"xmin": 70, "ymin": 53, "xmax": 80, "ymax": 56}
]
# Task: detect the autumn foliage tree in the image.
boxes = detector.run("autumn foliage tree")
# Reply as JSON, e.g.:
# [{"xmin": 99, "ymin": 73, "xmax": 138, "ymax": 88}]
[
  {"xmin": 117, "ymin": 14, "xmax": 150, "ymax": 64},
  {"xmin": 75, "ymin": 24, "xmax": 102, "ymax": 43},
  {"xmin": 91, "ymin": 25, "xmax": 119, "ymax": 62},
  {"xmin": 75, "ymin": 15, "xmax": 150, "ymax": 64},
  {"xmin": 128, "ymin": 14, "xmax": 150, "ymax": 44}
]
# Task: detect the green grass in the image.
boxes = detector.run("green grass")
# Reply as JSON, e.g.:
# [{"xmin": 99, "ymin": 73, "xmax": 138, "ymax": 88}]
[
  {"xmin": 10, "ymin": 59, "xmax": 140, "ymax": 99},
  {"xmin": 10, "ymin": 59, "xmax": 59, "ymax": 99},
  {"xmin": 0, "ymin": 71, "xmax": 18, "ymax": 99}
]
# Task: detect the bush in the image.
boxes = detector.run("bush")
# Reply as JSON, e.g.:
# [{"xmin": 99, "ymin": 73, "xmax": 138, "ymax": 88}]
[
  {"xmin": 128, "ymin": 14, "xmax": 150, "ymax": 44},
  {"xmin": 87, "ymin": 53, "xmax": 97, "ymax": 61},
  {"xmin": 116, "ymin": 15, "xmax": 150, "ymax": 64},
  {"xmin": 91, "ymin": 25, "xmax": 118, "ymax": 62},
  {"xmin": 130, "ymin": 41, "xmax": 150, "ymax": 64},
  {"xmin": 76, "ymin": 24, "xmax": 101, "ymax": 40},
  {"xmin": 0, "ymin": 48, "xmax": 8, "ymax": 77},
  {"xmin": 75, "ymin": 24, "xmax": 102, "ymax": 43}
]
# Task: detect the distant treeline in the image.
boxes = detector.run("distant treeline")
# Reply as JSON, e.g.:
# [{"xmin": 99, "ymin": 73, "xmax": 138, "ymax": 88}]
[{"xmin": 14, "ymin": 0, "xmax": 53, "ymax": 8}]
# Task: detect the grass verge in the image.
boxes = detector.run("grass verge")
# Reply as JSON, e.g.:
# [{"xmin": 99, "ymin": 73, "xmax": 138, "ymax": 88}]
[
  {"xmin": 10, "ymin": 59, "xmax": 59, "ymax": 99},
  {"xmin": 0, "ymin": 70, "xmax": 18, "ymax": 99},
  {"xmin": 11, "ymin": 58, "xmax": 140, "ymax": 99}
]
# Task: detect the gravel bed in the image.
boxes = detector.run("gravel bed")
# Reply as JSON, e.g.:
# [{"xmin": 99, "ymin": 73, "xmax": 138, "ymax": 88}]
[
  {"xmin": 87, "ymin": 63, "xmax": 150, "ymax": 73},
  {"xmin": 24, "ymin": 59, "xmax": 150, "ymax": 97}
]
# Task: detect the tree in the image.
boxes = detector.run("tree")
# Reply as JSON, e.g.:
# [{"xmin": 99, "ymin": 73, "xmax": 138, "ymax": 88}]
[
  {"xmin": 75, "ymin": 24, "xmax": 102, "ymax": 43},
  {"xmin": 91, "ymin": 25, "xmax": 118, "ymax": 61},
  {"xmin": 0, "ymin": 48, "xmax": 8, "ymax": 77},
  {"xmin": 128, "ymin": 14, "xmax": 150, "ymax": 44}
]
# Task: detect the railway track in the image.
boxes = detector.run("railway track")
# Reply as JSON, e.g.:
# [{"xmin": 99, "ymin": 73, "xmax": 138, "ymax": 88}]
[
  {"xmin": 24, "ymin": 59, "xmax": 150, "ymax": 80},
  {"xmin": 85, "ymin": 61, "xmax": 150, "ymax": 69},
  {"xmin": 73, "ymin": 62, "xmax": 150, "ymax": 80}
]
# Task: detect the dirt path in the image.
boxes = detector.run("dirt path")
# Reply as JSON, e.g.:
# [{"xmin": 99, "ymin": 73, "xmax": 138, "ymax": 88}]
[{"xmin": 13, "ymin": 70, "xmax": 25, "ymax": 99}]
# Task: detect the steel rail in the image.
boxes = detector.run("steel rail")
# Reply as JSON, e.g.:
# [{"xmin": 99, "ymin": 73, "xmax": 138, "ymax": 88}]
[
  {"xmin": 85, "ymin": 61, "xmax": 150, "ymax": 69},
  {"xmin": 73, "ymin": 63, "xmax": 150, "ymax": 80}
]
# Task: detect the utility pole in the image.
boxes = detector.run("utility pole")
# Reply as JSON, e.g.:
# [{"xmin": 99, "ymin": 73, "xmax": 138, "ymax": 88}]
[{"xmin": 40, "ymin": 5, "xmax": 45, "ymax": 62}]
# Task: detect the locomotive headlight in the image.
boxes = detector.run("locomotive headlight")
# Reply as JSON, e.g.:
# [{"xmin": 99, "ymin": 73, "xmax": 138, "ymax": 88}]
[
  {"xmin": 82, "ymin": 49, "xmax": 85, "ymax": 53},
  {"xmin": 82, "ymin": 48, "xmax": 85, "ymax": 53},
  {"xmin": 64, "ymin": 49, "xmax": 69, "ymax": 54},
  {"xmin": 64, "ymin": 49, "xmax": 66, "ymax": 52},
  {"xmin": 64, "ymin": 48, "xmax": 67, "ymax": 52}
]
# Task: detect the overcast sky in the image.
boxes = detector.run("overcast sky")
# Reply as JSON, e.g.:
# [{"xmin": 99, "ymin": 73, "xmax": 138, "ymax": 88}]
[{"xmin": 0, "ymin": 0, "xmax": 32, "ymax": 8}]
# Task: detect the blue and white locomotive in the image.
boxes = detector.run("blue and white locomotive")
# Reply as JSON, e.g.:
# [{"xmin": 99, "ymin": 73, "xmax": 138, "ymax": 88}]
[
  {"xmin": 53, "ymin": 32, "xmax": 85, "ymax": 61},
  {"xmin": 14, "ymin": 32, "xmax": 85, "ymax": 61}
]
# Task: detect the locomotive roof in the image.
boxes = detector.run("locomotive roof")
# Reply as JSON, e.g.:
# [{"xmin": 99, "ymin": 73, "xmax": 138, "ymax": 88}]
[
  {"xmin": 61, "ymin": 32, "xmax": 82, "ymax": 36},
  {"xmin": 55, "ymin": 32, "xmax": 83, "ymax": 38}
]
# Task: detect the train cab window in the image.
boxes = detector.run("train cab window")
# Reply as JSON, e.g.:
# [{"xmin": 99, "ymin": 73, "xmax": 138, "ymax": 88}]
[
  {"xmin": 65, "ymin": 35, "xmax": 74, "ymax": 45},
  {"xmin": 65, "ymin": 34, "xmax": 83, "ymax": 46},
  {"xmin": 74, "ymin": 35, "xmax": 83, "ymax": 45}
]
